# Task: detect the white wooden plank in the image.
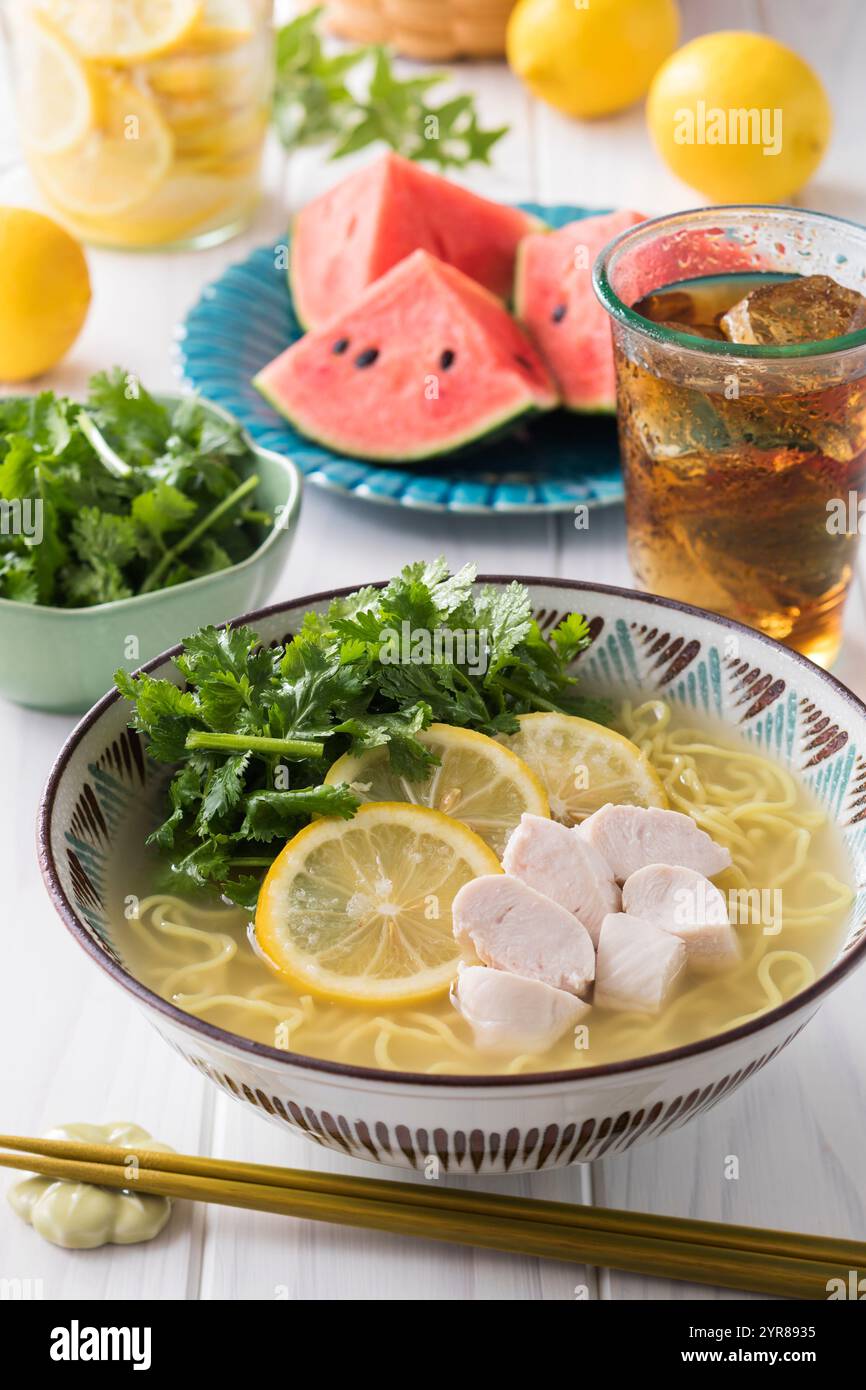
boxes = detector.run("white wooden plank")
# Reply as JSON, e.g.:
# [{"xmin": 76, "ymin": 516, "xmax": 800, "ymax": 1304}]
[
  {"xmin": 2, "ymin": 0, "xmax": 864, "ymax": 1304},
  {"xmin": 759, "ymin": 0, "xmax": 866, "ymax": 220},
  {"xmin": 200, "ymin": 1097, "xmax": 596, "ymax": 1300},
  {"xmin": 0, "ymin": 708, "xmax": 209, "ymax": 1298}
]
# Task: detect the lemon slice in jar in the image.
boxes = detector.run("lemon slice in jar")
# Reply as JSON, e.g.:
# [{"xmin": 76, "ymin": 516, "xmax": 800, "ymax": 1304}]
[
  {"xmin": 39, "ymin": 0, "xmax": 203, "ymax": 64},
  {"xmin": 61, "ymin": 175, "xmax": 242, "ymax": 248},
  {"xmin": 498, "ymin": 713, "xmax": 667, "ymax": 825},
  {"xmin": 255, "ymin": 803, "xmax": 501, "ymax": 1006},
  {"xmin": 16, "ymin": 15, "xmax": 94, "ymax": 156},
  {"xmin": 324, "ymin": 724, "xmax": 550, "ymax": 859},
  {"xmin": 190, "ymin": 0, "xmax": 255, "ymax": 53},
  {"xmin": 28, "ymin": 71, "xmax": 174, "ymax": 219},
  {"xmin": 148, "ymin": 42, "xmax": 264, "ymax": 103}
]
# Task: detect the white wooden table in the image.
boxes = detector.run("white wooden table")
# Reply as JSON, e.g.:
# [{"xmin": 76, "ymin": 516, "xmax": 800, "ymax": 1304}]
[{"xmin": 2, "ymin": 0, "xmax": 865, "ymax": 1301}]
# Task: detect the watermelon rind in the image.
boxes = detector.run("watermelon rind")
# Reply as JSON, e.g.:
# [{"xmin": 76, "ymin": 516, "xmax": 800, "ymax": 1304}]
[
  {"xmin": 285, "ymin": 213, "xmax": 312, "ymax": 332},
  {"xmin": 252, "ymin": 372, "xmax": 552, "ymax": 465}
]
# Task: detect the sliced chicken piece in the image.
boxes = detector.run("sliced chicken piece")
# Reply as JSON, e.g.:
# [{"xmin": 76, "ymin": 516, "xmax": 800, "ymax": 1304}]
[
  {"xmin": 578, "ymin": 803, "xmax": 732, "ymax": 881},
  {"xmin": 594, "ymin": 911, "xmax": 686, "ymax": 1014},
  {"xmin": 502, "ymin": 812, "xmax": 620, "ymax": 946},
  {"xmin": 622, "ymin": 864, "xmax": 741, "ymax": 974},
  {"xmin": 453, "ymin": 965, "xmax": 591, "ymax": 1055},
  {"xmin": 452, "ymin": 874, "xmax": 595, "ymax": 996}
]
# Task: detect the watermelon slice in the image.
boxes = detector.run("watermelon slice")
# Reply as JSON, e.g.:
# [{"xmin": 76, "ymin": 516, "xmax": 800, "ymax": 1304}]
[
  {"xmin": 290, "ymin": 152, "xmax": 543, "ymax": 329},
  {"xmin": 514, "ymin": 209, "xmax": 646, "ymax": 413},
  {"xmin": 255, "ymin": 250, "xmax": 559, "ymax": 463}
]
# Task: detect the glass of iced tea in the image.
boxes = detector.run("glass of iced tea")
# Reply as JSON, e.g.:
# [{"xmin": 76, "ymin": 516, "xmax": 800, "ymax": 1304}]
[{"xmin": 593, "ymin": 207, "xmax": 866, "ymax": 668}]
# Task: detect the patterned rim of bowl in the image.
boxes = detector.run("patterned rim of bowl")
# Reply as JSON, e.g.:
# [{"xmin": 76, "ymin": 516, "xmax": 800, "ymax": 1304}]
[
  {"xmin": 173, "ymin": 203, "xmax": 625, "ymax": 516},
  {"xmin": 38, "ymin": 576, "xmax": 866, "ymax": 1089}
]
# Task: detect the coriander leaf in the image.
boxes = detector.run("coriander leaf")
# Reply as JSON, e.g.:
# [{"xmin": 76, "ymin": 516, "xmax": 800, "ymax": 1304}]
[
  {"xmin": 387, "ymin": 557, "xmax": 449, "ymax": 590},
  {"xmin": 380, "ymin": 576, "xmax": 438, "ymax": 632},
  {"xmin": 148, "ymin": 760, "xmax": 206, "ymax": 848},
  {"xmin": 0, "ymin": 551, "xmax": 38, "ymax": 604},
  {"xmin": 151, "ymin": 397, "xmax": 248, "ymax": 498},
  {"xmin": 87, "ymin": 369, "xmax": 169, "ymax": 467},
  {"xmin": 474, "ymin": 580, "xmax": 533, "ymax": 675},
  {"xmin": 428, "ymin": 562, "xmax": 477, "ymax": 622},
  {"xmin": 238, "ymin": 784, "xmax": 360, "ymax": 841},
  {"xmin": 170, "ymin": 397, "xmax": 247, "ymax": 460},
  {"xmin": 195, "ymin": 670, "xmax": 255, "ymax": 731},
  {"xmin": 327, "ymin": 607, "xmax": 384, "ymax": 647},
  {"xmin": 0, "ymin": 435, "xmax": 38, "ymax": 500},
  {"xmin": 335, "ymin": 701, "xmax": 436, "ymax": 778},
  {"xmin": 322, "ymin": 584, "xmax": 383, "ymax": 626},
  {"xmin": 274, "ymin": 636, "xmax": 369, "ymax": 732},
  {"xmin": 71, "ymin": 508, "xmax": 139, "ymax": 568},
  {"xmin": 132, "ymin": 481, "xmax": 197, "ymax": 546},
  {"xmin": 551, "ymin": 612, "xmax": 592, "ymax": 665},
  {"xmin": 221, "ymin": 875, "xmax": 263, "ymax": 911},
  {"xmin": 166, "ymin": 838, "xmax": 231, "ymax": 892},
  {"xmin": 27, "ymin": 498, "xmax": 67, "ymax": 605},
  {"xmin": 197, "ymin": 753, "xmax": 251, "ymax": 832},
  {"xmin": 339, "ymin": 637, "xmax": 368, "ymax": 665},
  {"xmin": 63, "ymin": 560, "xmax": 133, "ymax": 607},
  {"xmin": 25, "ymin": 392, "xmax": 74, "ymax": 456},
  {"xmin": 176, "ymin": 624, "xmax": 264, "ymax": 686},
  {"xmin": 115, "ymin": 670, "xmax": 200, "ymax": 761},
  {"xmin": 376, "ymin": 659, "xmax": 492, "ymax": 730}
]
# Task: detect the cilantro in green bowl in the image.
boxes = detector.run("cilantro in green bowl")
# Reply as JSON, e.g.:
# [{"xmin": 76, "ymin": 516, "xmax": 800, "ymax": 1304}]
[{"xmin": 0, "ymin": 373, "xmax": 301, "ymax": 714}]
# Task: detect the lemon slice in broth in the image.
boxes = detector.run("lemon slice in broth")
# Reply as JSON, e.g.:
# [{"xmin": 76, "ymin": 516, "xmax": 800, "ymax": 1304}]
[{"xmin": 255, "ymin": 802, "xmax": 501, "ymax": 1006}]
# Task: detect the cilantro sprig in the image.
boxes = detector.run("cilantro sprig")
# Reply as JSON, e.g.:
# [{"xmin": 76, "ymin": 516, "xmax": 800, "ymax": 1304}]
[
  {"xmin": 273, "ymin": 7, "xmax": 508, "ymax": 170},
  {"xmin": 0, "ymin": 371, "xmax": 267, "ymax": 608},
  {"xmin": 116, "ymin": 559, "xmax": 608, "ymax": 909}
]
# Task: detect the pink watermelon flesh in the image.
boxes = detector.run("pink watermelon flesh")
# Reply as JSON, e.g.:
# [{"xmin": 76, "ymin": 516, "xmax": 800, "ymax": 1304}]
[
  {"xmin": 256, "ymin": 249, "xmax": 559, "ymax": 463},
  {"xmin": 515, "ymin": 209, "xmax": 646, "ymax": 412},
  {"xmin": 290, "ymin": 151, "xmax": 542, "ymax": 329}
]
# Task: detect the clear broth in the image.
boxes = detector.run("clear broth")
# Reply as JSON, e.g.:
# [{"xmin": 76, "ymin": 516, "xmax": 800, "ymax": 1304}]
[{"xmin": 113, "ymin": 708, "xmax": 854, "ymax": 1076}]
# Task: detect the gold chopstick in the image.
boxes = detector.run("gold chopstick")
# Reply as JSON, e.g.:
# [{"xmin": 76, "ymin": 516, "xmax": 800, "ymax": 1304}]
[
  {"xmin": 2, "ymin": 1133, "xmax": 860, "ymax": 1268},
  {"xmin": 2, "ymin": 1137, "xmax": 861, "ymax": 1300}
]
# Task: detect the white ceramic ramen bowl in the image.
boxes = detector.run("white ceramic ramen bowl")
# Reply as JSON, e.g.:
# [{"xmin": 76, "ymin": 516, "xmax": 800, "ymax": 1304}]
[{"xmin": 39, "ymin": 579, "xmax": 866, "ymax": 1175}]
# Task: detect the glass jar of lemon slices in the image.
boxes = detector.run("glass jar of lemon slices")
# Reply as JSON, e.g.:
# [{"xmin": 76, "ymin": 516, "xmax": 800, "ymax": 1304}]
[{"xmin": 5, "ymin": 1, "xmax": 275, "ymax": 249}]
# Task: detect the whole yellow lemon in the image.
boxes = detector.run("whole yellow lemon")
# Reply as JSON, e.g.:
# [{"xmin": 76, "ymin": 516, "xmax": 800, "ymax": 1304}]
[
  {"xmin": 647, "ymin": 32, "xmax": 831, "ymax": 203},
  {"xmin": 0, "ymin": 207, "xmax": 91, "ymax": 383},
  {"xmin": 507, "ymin": 0, "xmax": 680, "ymax": 119}
]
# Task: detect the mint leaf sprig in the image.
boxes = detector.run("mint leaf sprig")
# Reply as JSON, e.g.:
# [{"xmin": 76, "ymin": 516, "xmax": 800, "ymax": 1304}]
[{"xmin": 273, "ymin": 7, "xmax": 508, "ymax": 170}]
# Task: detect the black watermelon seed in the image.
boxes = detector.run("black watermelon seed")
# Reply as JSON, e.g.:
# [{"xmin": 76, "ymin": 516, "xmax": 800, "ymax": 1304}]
[
  {"xmin": 515, "ymin": 354, "xmax": 533, "ymax": 370},
  {"xmin": 354, "ymin": 347, "xmax": 379, "ymax": 368},
  {"xmin": 331, "ymin": 337, "xmax": 350, "ymax": 354},
  {"xmin": 551, "ymin": 303, "xmax": 567, "ymax": 323},
  {"xmin": 440, "ymin": 349, "xmax": 455, "ymax": 370}
]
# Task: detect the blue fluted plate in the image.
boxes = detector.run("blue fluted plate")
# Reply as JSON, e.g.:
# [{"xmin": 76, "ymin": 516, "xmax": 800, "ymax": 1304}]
[{"xmin": 175, "ymin": 203, "xmax": 624, "ymax": 515}]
